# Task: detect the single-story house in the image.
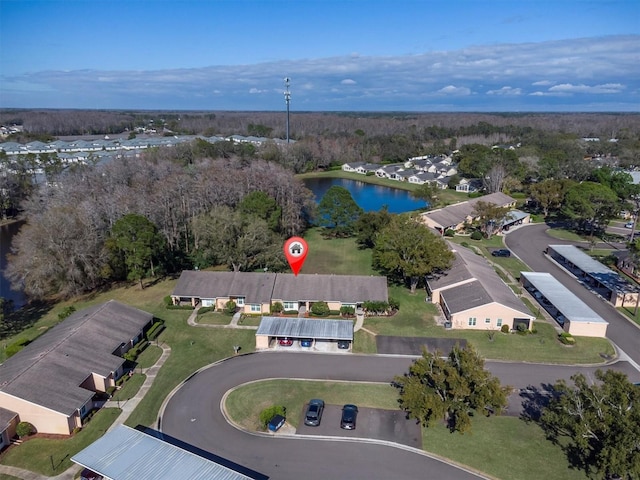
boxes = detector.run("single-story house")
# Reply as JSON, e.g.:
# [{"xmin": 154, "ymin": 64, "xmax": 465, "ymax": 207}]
[
  {"xmin": 171, "ymin": 271, "xmax": 388, "ymax": 314},
  {"xmin": 420, "ymin": 192, "xmax": 518, "ymax": 234},
  {"xmin": 427, "ymin": 244, "xmax": 535, "ymax": 331},
  {"xmin": 0, "ymin": 407, "xmax": 19, "ymax": 451},
  {"xmin": 72, "ymin": 425, "xmax": 265, "ymax": 480},
  {"xmin": 0, "ymin": 301, "xmax": 153, "ymax": 435}
]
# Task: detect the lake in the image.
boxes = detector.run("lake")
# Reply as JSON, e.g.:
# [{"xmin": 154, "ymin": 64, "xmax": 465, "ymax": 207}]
[
  {"xmin": 0, "ymin": 221, "xmax": 26, "ymax": 310},
  {"xmin": 303, "ymin": 177, "xmax": 426, "ymax": 213}
]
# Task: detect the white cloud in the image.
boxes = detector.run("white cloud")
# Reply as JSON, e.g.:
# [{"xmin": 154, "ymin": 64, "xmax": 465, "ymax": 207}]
[
  {"xmin": 341, "ymin": 79, "xmax": 357, "ymax": 85},
  {"xmin": 437, "ymin": 85, "xmax": 471, "ymax": 96},
  {"xmin": 532, "ymin": 80, "xmax": 554, "ymax": 86},
  {"xmin": 249, "ymin": 88, "xmax": 268, "ymax": 94},
  {"xmin": 548, "ymin": 83, "xmax": 625, "ymax": 94},
  {"xmin": 487, "ymin": 86, "xmax": 522, "ymax": 96}
]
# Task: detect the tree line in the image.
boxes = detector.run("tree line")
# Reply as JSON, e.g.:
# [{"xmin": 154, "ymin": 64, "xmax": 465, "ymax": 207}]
[{"xmin": 5, "ymin": 152, "xmax": 314, "ymax": 299}]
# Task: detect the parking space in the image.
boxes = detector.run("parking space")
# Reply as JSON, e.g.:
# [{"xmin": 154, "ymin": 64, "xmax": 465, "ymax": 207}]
[
  {"xmin": 376, "ymin": 336, "xmax": 466, "ymax": 355},
  {"xmin": 271, "ymin": 338, "xmax": 350, "ymax": 353},
  {"xmin": 296, "ymin": 404, "xmax": 422, "ymax": 449}
]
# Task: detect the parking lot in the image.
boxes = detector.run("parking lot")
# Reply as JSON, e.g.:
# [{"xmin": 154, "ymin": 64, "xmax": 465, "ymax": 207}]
[
  {"xmin": 271, "ymin": 338, "xmax": 350, "ymax": 353},
  {"xmin": 376, "ymin": 336, "xmax": 467, "ymax": 355},
  {"xmin": 296, "ymin": 404, "xmax": 422, "ymax": 449}
]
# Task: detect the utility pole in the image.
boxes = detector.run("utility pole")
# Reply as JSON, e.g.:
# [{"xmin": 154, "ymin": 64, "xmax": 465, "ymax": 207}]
[{"xmin": 284, "ymin": 77, "xmax": 291, "ymax": 144}]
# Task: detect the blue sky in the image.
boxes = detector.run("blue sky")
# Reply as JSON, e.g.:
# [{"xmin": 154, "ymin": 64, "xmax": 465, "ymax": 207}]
[{"xmin": 1, "ymin": 0, "xmax": 639, "ymax": 111}]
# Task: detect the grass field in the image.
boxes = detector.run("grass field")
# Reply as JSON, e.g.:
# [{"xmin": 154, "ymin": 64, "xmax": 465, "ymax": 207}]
[{"xmin": 226, "ymin": 379, "xmax": 590, "ymax": 480}]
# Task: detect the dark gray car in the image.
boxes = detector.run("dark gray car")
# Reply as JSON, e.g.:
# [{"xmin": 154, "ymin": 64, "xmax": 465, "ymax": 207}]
[
  {"xmin": 304, "ymin": 399, "xmax": 325, "ymax": 426},
  {"xmin": 340, "ymin": 404, "xmax": 358, "ymax": 430}
]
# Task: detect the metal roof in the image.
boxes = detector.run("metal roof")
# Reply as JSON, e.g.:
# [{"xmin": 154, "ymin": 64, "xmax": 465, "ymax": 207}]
[
  {"xmin": 548, "ymin": 244, "xmax": 638, "ymax": 294},
  {"xmin": 71, "ymin": 425, "xmax": 258, "ymax": 480},
  {"xmin": 520, "ymin": 272, "xmax": 608, "ymax": 324},
  {"xmin": 256, "ymin": 316, "xmax": 354, "ymax": 340}
]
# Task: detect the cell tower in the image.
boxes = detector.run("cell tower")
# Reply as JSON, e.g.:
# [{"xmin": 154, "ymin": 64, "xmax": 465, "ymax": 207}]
[{"xmin": 284, "ymin": 77, "xmax": 291, "ymax": 144}]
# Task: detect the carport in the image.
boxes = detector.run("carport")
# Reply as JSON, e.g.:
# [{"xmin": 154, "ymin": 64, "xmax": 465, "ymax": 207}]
[
  {"xmin": 255, "ymin": 316, "xmax": 354, "ymax": 350},
  {"xmin": 520, "ymin": 271, "xmax": 609, "ymax": 337}
]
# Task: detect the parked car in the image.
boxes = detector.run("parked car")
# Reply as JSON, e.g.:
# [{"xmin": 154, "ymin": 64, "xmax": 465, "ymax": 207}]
[
  {"xmin": 268, "ymin": 414, "xmax": 286, "ymax": 432},
  {"xmin": 300, "ymin": 338, "xmax": 313, "ymax": 347},
  {"xmin": 337, "ymin": 340, "xmax": 350, "ymax": 350},
  {"xmin": 278, "ymin": 337, "xmax": 293, "ymax": 346},
  {"xmin": 625, "ymin": 222, "xmax": 634, "ymax": 229},
  {"xmin": 340, "ymin": 404, "xmax": 359, "ymax": 430},
  {"xmin": 304, "ymin": 399, "xmax": 325, "ymax": 426},
  {"xmin": 491, "ymin": 249, "xmax": 511, "ymax": 257}
]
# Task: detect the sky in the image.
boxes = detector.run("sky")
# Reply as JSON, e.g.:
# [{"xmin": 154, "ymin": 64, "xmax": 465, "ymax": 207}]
[{"xmin": 1, "ymin": 0, "xmax": 639, "ymax": 112}]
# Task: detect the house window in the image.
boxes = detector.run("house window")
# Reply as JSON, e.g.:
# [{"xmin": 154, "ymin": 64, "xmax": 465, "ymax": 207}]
[
  {"xmin": 497, "ymin": 318, "xmax": 503, "ymax": 327},
  {"xmin": 468, "ymin": 317, "xmax": 477, "ymax": 326},
  {"xmin": 250, "ymin": 304, "xmax": 261, "ymax": 313},
  {"xmin": 485, "ymin": 318, "xmax": 491, "ymax": 324},
  {"xmin": 283, "ymin": 301, "xmax": 296, "ymax": 310},
  {"xmin": 236, "ymin": 297, "xmax": 245, "ymax": 307}
]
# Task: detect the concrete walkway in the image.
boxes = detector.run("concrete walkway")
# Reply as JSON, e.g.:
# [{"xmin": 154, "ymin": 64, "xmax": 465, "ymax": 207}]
[
  {"xmin": 0, "ymin": 343, "xmax": 172, "ymax": 480},
  {"xmin": 187, "ymin": 306, "xmax": 257, "ymax": 330}
]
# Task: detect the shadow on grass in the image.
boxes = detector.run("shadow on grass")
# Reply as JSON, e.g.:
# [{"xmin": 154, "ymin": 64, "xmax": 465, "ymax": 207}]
[{"xmin": 1, "ymin": 299, "xmax": 54, "ymax": 339}]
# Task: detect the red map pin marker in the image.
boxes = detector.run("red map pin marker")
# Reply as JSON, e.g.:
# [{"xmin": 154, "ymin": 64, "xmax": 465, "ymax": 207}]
[{"xmin": 284, "ymin": 237, "xmax": 308, "ymax": 276}]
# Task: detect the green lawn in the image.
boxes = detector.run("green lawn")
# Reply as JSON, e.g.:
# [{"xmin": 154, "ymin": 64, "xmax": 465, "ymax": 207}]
[
  {"xmin": 136, "ymin": 344, "xmax": 163, "ymax": 369},
  {"xmin": 111, "ymin": 373, "xmax": 146, "ymax": 401},
  {"xmin": 225, "ymin": 379, "xmax": 589, "ymax": 480},
  {"xmin": 302, "ymin": 227, "xmax": 374, "ymax": 275},
  {"xmin": 197, "ymin": 311, "xmax": 232, "ymax": 325},
  {"xmin": 0, "ymin": 408, "xmax": 120, "ymax": 475}
]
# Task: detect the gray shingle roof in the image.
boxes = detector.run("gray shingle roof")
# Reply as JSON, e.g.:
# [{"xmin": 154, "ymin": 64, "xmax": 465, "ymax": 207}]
[
  {"xmin": 272, "ymin": 273, "xmax": 388, "ymax": 303},
  {"xmin": 421, "ymin": 192, "xmax": 516, "ymax": 229},
  {"xmin": 433, "ymin": 244, "xmax": 532, "ymax": 316},
  {"xmin": 72, "ymin": 425, "xmax": 257, "ymax": 480},
  {"xmin": 172, "ymin": 271, "xmax": 388, "ymax": 304},
  {"xmin": 0, "ymin": 301, "xmax": 153, "ymax": 415},
  {"xmin": 172, "ymin": 271, "xmax": 277, "ymax": 304},
  {"xmin": 256, "ymin": 317, "xmax": 353, "ymax": 340},
  {"xmin": 0, "ymin": 407, "xmax": 18, "ymax": 432}
]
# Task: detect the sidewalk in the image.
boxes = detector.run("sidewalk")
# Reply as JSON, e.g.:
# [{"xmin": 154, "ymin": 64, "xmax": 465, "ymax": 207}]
[{"xmin": 0, "ymin": 343, "xmax": 172, "ymax": 480}]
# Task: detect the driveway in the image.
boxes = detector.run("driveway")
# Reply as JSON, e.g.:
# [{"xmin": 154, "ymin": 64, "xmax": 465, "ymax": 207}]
[{"xmin": 377, "ymin": 336, "xmax": 467, "ymax": 355}]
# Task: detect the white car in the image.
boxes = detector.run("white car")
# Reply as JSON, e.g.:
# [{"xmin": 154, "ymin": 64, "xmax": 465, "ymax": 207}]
[{"xmin": 625, "ymin": 222, "xmax": 634, "ymax": 229}]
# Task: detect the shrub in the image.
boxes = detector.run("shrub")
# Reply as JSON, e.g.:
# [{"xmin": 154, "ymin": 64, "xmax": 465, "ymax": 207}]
[
  {"xmin": 388, "ymin": 297, "xmax": 400, "ymax": 311},
  {"xmin": 310, "ymin": 301, "xmax": 330, "ymax": 316},
  {"xmin": 146, "ymin": 321, "xmax": 165, "ymax": 341},
  {"xmin": 363, "ymin": 300, "xmax": 390, "ymax": 316},
  {"xmin": 284, "ymin": 310, "xmax": 298, "ymax": 315},
  {"xmin": 460, "ymin": 241, "xmax": 469, "ymax": 248},
  {"xmin": 16, "ymin": 421, "xmax": 35, "ymax": 438},
  {"xmin": 57, "ymin": 305, "xmax": 76, "ymax": 320},
  {"xmin": 197, "ymin": 306, "xmax": 215, "ymax": 315},
  {"xmin": 340, "ymin": 305, "xmax": 355, "ymax": 317},
  {"xmin": 470, "ymin": 231, "xmax": 483, "ymax": 240},
  {"xmin": 500, "ymin": 324, "xmax": 510, "ymax": 333},
  {"xmin": 559, "ymin": 332, "xmax": 576, "ymax": 345},
  {"xmin": 444, "ymin": 229, "xmax": 456, "ymax": 237},
  {"xmin": 271, "ymin": 302, "xmax": 284, "ymax": 314},
  {"xmin": 516, "ymin": 323, "xmax": 528, "ymax": 334},
  {"xmin": 259, "ymin": 405, "xmax": 286, "ymax": 429},
  {"xmin": 163, "ymin": 295, "xmax": 173, "ymax": 307},
  {"xmin": 223, "ymin": 300, "xmax": 237, "ymax": 316}
]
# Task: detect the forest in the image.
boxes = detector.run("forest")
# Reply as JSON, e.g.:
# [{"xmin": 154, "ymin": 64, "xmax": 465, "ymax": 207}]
[{"xmin": 1, "ymin": 109, "xmax": 640, "ymax": 302}]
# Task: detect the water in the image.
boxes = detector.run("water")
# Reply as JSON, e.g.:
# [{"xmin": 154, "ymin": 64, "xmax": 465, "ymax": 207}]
[
  {"xmin": 303, "ymin": 177, "xmax": 426, "ymax": 213},
  {"xmin": 0, "ymin": 221, "xmax": 26, "ymax": 310}
]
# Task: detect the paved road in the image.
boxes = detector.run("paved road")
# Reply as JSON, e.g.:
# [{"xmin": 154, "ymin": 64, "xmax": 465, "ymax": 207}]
[
  {"xmin": 160, "ymin": 352, "xmax": 637, "ymax": 480},
  {"xmin": 506, "ymin": 223, "xmax": 640, "ymax": 367}
]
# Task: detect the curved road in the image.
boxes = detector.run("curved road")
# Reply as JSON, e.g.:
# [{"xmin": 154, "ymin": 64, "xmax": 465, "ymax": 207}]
[
  {"xmin": 506, "ymin": 223, "xmax": 640, "ymax": 366},
  {"xmin": 161, "ymin": 223, "xmax": 640, "ymax": 480},
  {"xmin": 161, "ymin": 352, "xmax": 637, "ymax": 480}
]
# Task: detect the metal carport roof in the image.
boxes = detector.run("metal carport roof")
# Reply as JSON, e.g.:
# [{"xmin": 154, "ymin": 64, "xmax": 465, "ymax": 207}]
[
  {"xmin": 256, "ymin": 316, "xmax": 354, "ymax": 340},
  {"xmin": 520, "ymin": 272, "xmax": 608, "ymax": 324},
  {"xmin": 71, "ymin": 425, "xmax": 258, "ymax": 480}
]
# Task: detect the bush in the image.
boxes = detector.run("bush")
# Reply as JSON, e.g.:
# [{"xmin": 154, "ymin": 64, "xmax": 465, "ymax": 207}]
[
  {"xmin": 559, "ymin": 332, "xmax": 576, "ymax": 345},
  {"xmin": 166, "ymin": 304, "xmax": 194, "ymax": 310},
  {"xmin": 271, "ymin": 302, "xmax": 284, "ymax": 314},
  {"xmin": 284, "ymin": 310, "xmax": 298, "ymax": 315},
  {"xmin": 124, "ymin": 340, "xmax": 149, "ymax": 361},
  {"xmin": 197, "ymin": 306, "xmax": 215, "ymax": 315},
  {"xmin": 223, "ymin": 300, "xmax": 237, "ymax": 316},
  {"xmin": 57, "ymin": 305, "xmax": 76, "ymax": 320},
  {"xmin": 500, "ymin": 324, "xmax": 510, "ymax": 333},
  {"xmin": 310, "ymin": 301, "xmax": 330, "ymax": 316},
  {"xmin": 388, "ymin": 297, "xmax": 400, "ymax": 312},
  {"xmin": 16, "ymin": 421, "xmax": 35, "ymax": 438},
  {"xmin": 259, "ymin": 405, "xmax": 286, "ymax": 429},
  {"xmin": 516, "ymin": 323, "xmax": 528, "ymax": 334},
  {"xmin": 163, "ymin": 295, "xmax": 173, "ymax": 307},
  {"xmin": 146, "ymin": 321, "xmax": 165, "ymax": 341},
  {"xmin": 460, "ymin": 241, "xmax": 469, "ymax": 248},
  {"xmin": 340, "ymin": 305, "xmax": 355, "ymax": 317},
  {"xmin": 444, "ymin": 229, "xmax": 456, "ymax": 237},
  {"xmin": 470, "ymin": 231, "xmax": 483, "ymax": 240}
]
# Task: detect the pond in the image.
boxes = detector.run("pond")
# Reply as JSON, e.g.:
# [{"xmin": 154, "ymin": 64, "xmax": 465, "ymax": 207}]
[{"xmin": 303, "ymin": 177, "xmax": 426, "ymax": 213}]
